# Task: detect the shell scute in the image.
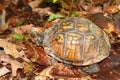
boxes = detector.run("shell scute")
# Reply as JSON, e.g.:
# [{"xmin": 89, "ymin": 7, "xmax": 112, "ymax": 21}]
[{"xmin": 65, "ymin": 32, "xmax": 82, "ymax": 61}]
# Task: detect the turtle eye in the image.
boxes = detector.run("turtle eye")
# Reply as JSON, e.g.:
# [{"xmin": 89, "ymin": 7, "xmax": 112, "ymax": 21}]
[{"xmin": 31, "ymin": 34, "xmax": 36, "ymax": 38}]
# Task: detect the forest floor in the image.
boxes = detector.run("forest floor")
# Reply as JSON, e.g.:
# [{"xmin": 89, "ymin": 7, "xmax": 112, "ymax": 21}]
[{"xmin": 0, "ymin": 0, "xmax": 120, "ymax": 80}]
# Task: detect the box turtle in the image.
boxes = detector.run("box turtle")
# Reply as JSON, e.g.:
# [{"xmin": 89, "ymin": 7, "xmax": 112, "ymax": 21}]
[{"xmin": 43, "ymin": 17, "xmax": 111, "ymax": 73}]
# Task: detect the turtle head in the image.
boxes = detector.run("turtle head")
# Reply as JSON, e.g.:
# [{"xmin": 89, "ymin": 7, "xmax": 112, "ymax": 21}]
[{"xmin": 31, "ymin": 31, "xmax": 44, "ymax": 46}]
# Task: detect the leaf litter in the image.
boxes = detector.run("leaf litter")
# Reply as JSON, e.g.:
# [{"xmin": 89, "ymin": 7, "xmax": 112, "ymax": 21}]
[{"xmin": 0, "ymin": 0, "xmax": 120, "ymax": 80}]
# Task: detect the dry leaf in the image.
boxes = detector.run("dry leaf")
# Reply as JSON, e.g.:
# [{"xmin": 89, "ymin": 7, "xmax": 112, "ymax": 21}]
[
  {"xmin": 28, "ymin": 0, "xmax": 43, "ymax": 9},
  {"xmin": 103, "ymin": 23, "xmax": 115, "ymax": 34},
  {"xmin": 0, "ymin": 39, "xmax": 30, "ymax": 62},
  {"xmin": 79, "ymin": 1, "xmax": 102, "ymax": 14},
  {"xmin": 23, "ymin": 62, "xmax": 34, "ymax": 74},
  {"xmin": 35, "ymin": 63, "xmax": 92, "ymax": 80},
  {"xmin": 0, "ymin": 54, "xmax": 24, "ymax": 77},
  {"xmin": 0, "ymin": 54, "xmax": 13, "ymax": 64},
  {"xmin": 0, "ymin": 39, "xmax": 22, "ymax": 58},
  {"xmin": 105, "ymin": 5, "xmax": 120, "ymax": 14},
  {"xmin": 8, "ymin": 17, "xmax": 17, "ymax": 27},
  {"xmin": 0, "ymin": 4, "xmax": 5, "ymax": 14},
  {"xmin": 0, "ymin": 9, "xmax": 6, "ymax": 26},
  {"xmin": 23, "ymin": 39, "xmax": 50, "ymax": 66},
  {"xmin": 11, "ymin": 60, "xmax": 23, "ymax": 76},
  {"xmin": 34, "ymin": 45, "xmax": 51, "ymax": 66},
  {"xmin": 0, "ymin": 21, "xmax": 9, "ymax": 33},
  {"xmin": 11, "ymin": 0, "xmax": 19, "ymax": 5},
  {"xmin": 0, "ymin": 66, "xmax": 10, "ymax": 77},
  {"xmin": 35, "ymin": 66, "xmax": 54, "ymax": 80},
  {"xmin": 33, "ymin": 7, "xmax": 52, "ymax": 16},
  {"xmin": 14, "ymin": 24, "xmax": 33, "ymax": 34}
]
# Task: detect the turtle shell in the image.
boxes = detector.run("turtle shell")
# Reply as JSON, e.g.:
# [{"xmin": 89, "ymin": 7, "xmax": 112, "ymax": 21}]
[{"xmin": 43, "ymin": 17, "xmax": 111, "ymax": 66}]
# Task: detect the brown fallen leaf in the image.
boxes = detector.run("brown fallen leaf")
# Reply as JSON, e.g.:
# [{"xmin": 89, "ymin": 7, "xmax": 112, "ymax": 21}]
[
  {"xmin": 51, "ymin": 63, "xmax": 77, "ymax": 77},
  {"xmin": 105, "ymin": 5, "xmax": 120, "ymax": 14},
  {"xmin": 63, "ymin": 0, "xmax": 78, "ymax": 11},
  {"xmin": 10, "ymin": 0, "xmax": 19, "ymax": 5},
  {"xmin": 0, "ymin": 9, "xmax": 6, "ymax": 26},
  {"xmin": 92, "ymin": 70, "xmax": 120, "ymax": 80},
  {"xmin": 0, "ymin": 39, "xmax": 22, "ymax": 58},
  {"xmin": 0, "ymin": 39, "xmax": 30, "ymax": 62},
  {"xmin": 8, "ymin": 17, "xmax": 17, "ymax": 28},
  {"xmin": 0, "ymin": 4, "xmax": 5, "ymax": 14},
  {"xmin": 0, "ymin": 22, "xmax": 9, "ymax": 34},
  {"xmin": 0, "ymin": 54, "xmax": 24, "ymax": 77},
  {"xmin": 35, "ymin": 66, "xmax": 53, "ymax": 80},
  {"xmin": 13, "ymin": 24, "xmax": 33, "ymax": 34},
  {"xmin": 35, "ymin": 63, "xmax": 92, "ymax": 80},
  {"xmin": 11, "ymin": 60, "xmax": 23, "ymax": 77},
  {"xmin": 112, "ymin": 12, "xmax": 120, "ymax": 34},
  {"xmin": 23, "ymin": 39, "xmax": 51, "ymax": 66},
  {"xmin": 33, "ymin": 45, "xmax": 51, "ymax": 66},
  {"xmin": 79, "ymin": 0, "xmax": 103, "ymax": 14},
  {"xmin": 103, "ymin": 23, "xmax": 115, "ymax": 34},
  {"xmin": 33, "ymin": 7, "xmax": 52, "ymax": 16},
  {"xmin": 28, "ymin": 0, "xmax": 43, "ymax": 9},
  {"xmin": 88, "ymin": 13, "xmax": 112, "ymax": 29},
  {"xmin": 0, "ymin": 66, "xmax": 10, "ymax": 77}
]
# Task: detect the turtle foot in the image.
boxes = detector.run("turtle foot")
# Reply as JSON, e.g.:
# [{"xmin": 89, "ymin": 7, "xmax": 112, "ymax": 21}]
[{"xmin": 81, "ymin": 64, "xmax": 100, "ymax": 74}]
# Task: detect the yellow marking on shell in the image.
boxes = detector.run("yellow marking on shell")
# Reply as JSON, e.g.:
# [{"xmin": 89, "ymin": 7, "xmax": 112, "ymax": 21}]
[
  {"xmin": 66, "ymin": 49, "xmax": 74, "ymax": 60},
  {"xmin": 60, "ymin": 21, "xmax": 74, "ymax": 32},
  {"xmin": 99, "ymin": 39, "xmax": 106, "ymax": 51},
  {"xmin": 74, "ymin": 45, "xmax": 81, "ymax": 60},
  {"xmin": 76, "ymin": 23, "xmax": 89, "ymax": 33},
  {"xmin": 65, "ymin": 33, "xmax": 82, "ymax": 60},
  {"xmin": 86, "ymin": 35, "xmax": 95, "ymax": 39},
  {"xmin": 83, "ymin": 35, "xmax": 96, "ymax": 60},
  {"xmin": 51, "ymin": 40, "xmax": 59, "ymax": 54},
  {"xmin": 62, "ymin": 21, "xmax": 73, "ymax": 26},
  {"xmin": 67, "ymin": 33, "xmax": 81, "ymax": 44},
  {"xmin": 93, "ymin": 27, "xmax": 103, "ymax": 37},
  {"xmin": 78, "ymin": 26, "xmax": 89, "ymax": 31},
  {"xmin": 50, "ymin": 33, "xmax": 64, "ymax": 58}
]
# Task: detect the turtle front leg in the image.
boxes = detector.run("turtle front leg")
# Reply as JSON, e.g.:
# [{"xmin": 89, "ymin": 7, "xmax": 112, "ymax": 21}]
[{"xmin": 81, "ymin": 63, "xmax": 100, "ymax": 74}]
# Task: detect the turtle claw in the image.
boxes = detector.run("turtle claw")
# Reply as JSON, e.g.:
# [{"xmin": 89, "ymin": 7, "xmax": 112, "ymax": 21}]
[{"xmin": 81, "ymin": 64, "xmax": 100, "ymax": 74}]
